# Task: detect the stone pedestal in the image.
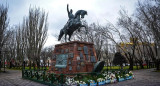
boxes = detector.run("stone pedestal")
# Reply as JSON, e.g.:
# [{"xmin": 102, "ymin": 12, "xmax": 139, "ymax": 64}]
[{"xmin": 48, "ymin": 41, "xmax": 97, "ymax": 74}]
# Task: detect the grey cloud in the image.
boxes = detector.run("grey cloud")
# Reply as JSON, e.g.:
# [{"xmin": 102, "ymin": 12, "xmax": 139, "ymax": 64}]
[{"xmin": 1, "ymin": 0, "xmax": 139, "ymax": 46}]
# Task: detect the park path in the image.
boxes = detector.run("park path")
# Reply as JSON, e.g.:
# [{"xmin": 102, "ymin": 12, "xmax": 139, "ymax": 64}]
[
  {"xmin": 0, "ymin": 68, "xmax": 160, "ymax": 86},
  {"xmin": 0, "ymin": 69, "xmax": 47, "ymax": 86},
  {"xmin": 107, "ymin": 68, "xmax": 160, "ymax": 86}
]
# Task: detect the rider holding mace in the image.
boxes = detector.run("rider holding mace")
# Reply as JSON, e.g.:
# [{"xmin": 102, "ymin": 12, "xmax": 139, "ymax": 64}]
[
  {"xmin": 58, "ymin": 4, "xmax": 87, "ymax": 42},
  {"xmin": 67, "ymin": 4, "xmax": 74, "ymax": 29},
  {"xmin": 67, "ymin": 4, "xmax": 74, "ymax": 20}
]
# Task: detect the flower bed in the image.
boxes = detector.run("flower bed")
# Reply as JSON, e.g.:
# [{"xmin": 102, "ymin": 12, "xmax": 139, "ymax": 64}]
[
  {"xmin": 65, "ymin": 70, "xmax": 134, "ymax": 86},
  {"xmin": 22, "ymin": 69, "xmax": 134, "ymax": 86}
]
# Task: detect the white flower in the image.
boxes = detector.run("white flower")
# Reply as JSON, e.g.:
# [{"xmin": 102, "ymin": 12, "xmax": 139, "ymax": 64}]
[
  {"xmin": 125, "ymin": 74, "xmax": 129, "ymax": 77},
  {"xmin": 75, "ymin": 81, "xmax": 79, "ymax": 84},
  {"xmin": 90, "ymin": 80, "xmax": 94, "ymax": 83},
  {"xmin": 129, "ymin": 71, "xmax": 133, "ymax": 74},
  {"xmin": 118, "ymin": 76, "xmax": 120, "ymax": 78},
  {"xmin": 80, "ymin": 81, "xmax": 83, "ymax": 84},
  {"xmin": 110, "ymin": 73, "xmax": 115, "ymax": 78},
  {"xmin": 82, "ymin": 82, "xmax": 86, "ymax": 84}
]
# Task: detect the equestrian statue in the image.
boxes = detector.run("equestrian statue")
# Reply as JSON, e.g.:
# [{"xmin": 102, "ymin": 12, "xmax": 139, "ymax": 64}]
[{"xmin": 58, "ymin": 4, "xmax": 88, "ymax": 42}]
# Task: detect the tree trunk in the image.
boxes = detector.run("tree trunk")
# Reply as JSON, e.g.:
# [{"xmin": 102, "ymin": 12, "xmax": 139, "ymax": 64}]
[
  {"xmin": 33, "ymin": 62, "xmax": 35, "ymax": 71},
  {"xmin": 29, "ymin": 61, "xmax": 31, "ymax": 70},
  {"xmin": 129, "ymin": 59, "xmax": 133, "ymax": 70},
  {"xmin": 110, "ymin": 62, "xmax": 112, "ymax": 70},
  {"xmin": 139, "ymin": 61, "xmax": 144, "ymax": 69},
  {"xmin": 120, "ymin": 64, "xmax": 123, "ymax": 69},
  {"xmin": 37, "ymin": 61, "xmax": 40, "ymax": 71},
  {"xmin": 23, "ymin": 61, "xmax": 25, "ymax": 69},
  {"xmin": 48, "ymin": 60, "xmax": 49, "ymax": 67},
  {"xmin": 136, "ymin": 62, "xmax": 138, "ymax": 70},
  {"xmin": 146, "ymin": 60, "xmax": 149, "ymax": 69},
  {"xmin": 156, "ymin": 60, "xmax": 160, "ymax": 70},
  {"xmin": 0, "ymin": 60, "xmax": 1, "ymax": 71},
  {"xmin": 10, "ymin": 61, "xmax": 12, "ymax": 69},
  {"xmin": 42, "ymin": 62, "xmax": 43, "ymax": 70}
]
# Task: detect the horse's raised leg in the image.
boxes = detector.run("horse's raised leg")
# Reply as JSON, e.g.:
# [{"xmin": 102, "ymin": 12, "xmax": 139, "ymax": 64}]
[
  {"xmin": 65, "ymin": 34, "xmax": 67, "ymax": 42},
  {"xmin": 58, "ymin": 29, "xmax": 64, "ymax": 41},
  {"xmin": 68, "ymin": 33, "xmax": 73, "ymax": 41}
]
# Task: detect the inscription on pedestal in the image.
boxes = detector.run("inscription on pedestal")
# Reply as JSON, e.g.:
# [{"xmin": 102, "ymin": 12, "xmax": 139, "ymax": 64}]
[
  {"xmin": 55, "ymin": 54, "xmax": 68, "ymax": 68},
  {"xmin": 77, "ymin": 65, "xmax": 80, "ymax": 70},
  {"xmin": 68, "ymin": 60, "xmax": 71, "ymax": 65},
  {"xmin": 77, "ymin": 56, "xmax": 80, "ymax": 61},
  {"xmin": 69, "ymin": 66, "xmax": 72, "ymax": 71},
  {"xmin": 84, "ymin": 46, "xmax": 88, "ymax": 54},
  {"xmin": 61, "ymin": 49, "xmax": 64, "ymax": 53},
  {"xmin": 80, "ymin": 52, "xmax": 83, "ymax": 59},
  {"xmin": 69, "ymin": 53, "xmax": 74, "ymax": 58},
  {"xmin": 86, "ymin": 55, "xmax": 89, "ymax": 60},
  {"xmin": 65, "ymin": 49, "xmax": 69, "ymax": 53},
  {"xmin": 49, "ymin": 41, "xmax": 97, "ymax": 74},
  {"xmin": 91, "ymin": 56, "xmax": 96, "ymax": 62},
  {"xmin": 78, "ymin": 47, "xmax": 82, "ymax": 51}
]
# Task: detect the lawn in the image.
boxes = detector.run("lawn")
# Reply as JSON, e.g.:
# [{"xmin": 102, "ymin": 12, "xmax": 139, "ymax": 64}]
[
  {"xmin": 7, "ymin": 66, "xmax": 49, "ymax": 70},
  {"xmin": 103, "ymin": 66, "xmax": 148, "ymax": 70},
  {"xmin": 8, "ymin": 65, "xmax": 149, "ymax": 71},
  {"xmin": 24, "ymin": 67, "xmax": 49, "ymax": 70}
]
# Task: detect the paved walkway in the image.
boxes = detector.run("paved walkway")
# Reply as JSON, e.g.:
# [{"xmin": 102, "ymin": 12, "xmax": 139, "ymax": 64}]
[
  {"xmin": 108, "ymin": 68, "xmax": 160, "ymax": 86},
  {"xmin": 0, "ymin": 69, "xmax": 47, "ymax": 86},
  {"xmin": 0, "ymin": 68, "xmax": 160, "ymax": 86}
]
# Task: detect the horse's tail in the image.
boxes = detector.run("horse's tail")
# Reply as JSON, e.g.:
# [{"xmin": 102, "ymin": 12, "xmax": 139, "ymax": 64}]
[{"xmin": 58, "ymin": 29, "xmax": 64, "ymax": 41}]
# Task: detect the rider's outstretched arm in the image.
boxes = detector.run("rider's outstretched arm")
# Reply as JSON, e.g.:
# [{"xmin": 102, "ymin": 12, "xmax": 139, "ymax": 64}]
[{"xmin": 67, "ymin": 4, "xmax": 69, "ymax": 14}]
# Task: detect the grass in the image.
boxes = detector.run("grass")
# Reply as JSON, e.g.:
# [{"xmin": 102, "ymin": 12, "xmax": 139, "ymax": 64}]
[
  {"xmin": 103, "ymin": 66, "xmax": 148, "ymax": 70},
  {"xmin": 7, "ymin": 65, "xmax": 151, "ymax": 72},
  {"xmin": 25, "ymin": 67, "xmax": 49, "ymax": 70},
  {"xmin": 6, "ymin": 66, "xmax": 49, "ymax": 71},
  {"xmin": 154, "ymin": 70, "xmax": 160, "ymax": 72}
]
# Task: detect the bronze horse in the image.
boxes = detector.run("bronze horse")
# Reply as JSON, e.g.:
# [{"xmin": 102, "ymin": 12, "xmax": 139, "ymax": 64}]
[{"xmin": 58, "ymin": 10, "xmax": 88, "ymax": 42}]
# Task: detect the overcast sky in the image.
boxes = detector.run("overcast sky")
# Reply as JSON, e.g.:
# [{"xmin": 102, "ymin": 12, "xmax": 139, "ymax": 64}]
[{"xmin": 1, "ymin": 0, "xmax": 139, "ymax": 47}]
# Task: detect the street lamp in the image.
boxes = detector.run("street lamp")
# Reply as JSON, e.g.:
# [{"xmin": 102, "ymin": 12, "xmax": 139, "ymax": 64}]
[
  {"xmin": 1, "ymin": 43, "xmax": 8, "ymax": 72},
  {"xmin": 2, "ymin": 51, "xmax": 5, "ymax": 72},
  {"xmin": 0, "ymin": 52, "xmax": 1, "ymax": 72}
]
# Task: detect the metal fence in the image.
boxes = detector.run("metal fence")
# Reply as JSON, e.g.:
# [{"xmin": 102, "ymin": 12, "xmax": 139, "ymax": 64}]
[
  {"xmin": 22, "ymin": 69, "xmax": 98, "ymax": 86},
  {"xmin": 22, "ymin": 69, "xmax": 130, "ymax": 86}
]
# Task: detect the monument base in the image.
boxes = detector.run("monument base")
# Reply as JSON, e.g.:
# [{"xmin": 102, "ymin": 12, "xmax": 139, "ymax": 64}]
[{"xmin": 48, "ymin": 41, "xmax": 97, "ymax": 74}]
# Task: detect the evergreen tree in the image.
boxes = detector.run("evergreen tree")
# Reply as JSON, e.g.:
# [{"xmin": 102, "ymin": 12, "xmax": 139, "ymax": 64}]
[{"xmin": 113, "ymin": 52, "xmax": 127, "ymax": 69}]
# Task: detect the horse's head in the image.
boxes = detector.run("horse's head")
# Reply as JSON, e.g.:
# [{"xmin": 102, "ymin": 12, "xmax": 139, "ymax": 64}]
[
  {"xmin": 75, "ymin": 10, "xmax": 87, "ymax": 19},
  {"xmin": 80, "ymin": 10, "xmax": 87, "ymax": 18}
]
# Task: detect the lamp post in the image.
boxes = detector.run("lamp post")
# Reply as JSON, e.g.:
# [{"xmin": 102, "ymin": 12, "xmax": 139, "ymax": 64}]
[
  {"xmin": 2, "ymin": 52, "xmax": 5, "ymax": 72},
  {"xmin": 0, "ymin": 51, "xmax": 1, "ymax": 72},
  {"xmin": 3, "ymin": 44, "xmax": 7, "ymax": 72},
  {"xmin": 0, "ymin": 43, "xmax": 8, "ymax": 72},
  {"xmin": 0, "ymin": 58, "xmax": 1, "ymax": 72}
]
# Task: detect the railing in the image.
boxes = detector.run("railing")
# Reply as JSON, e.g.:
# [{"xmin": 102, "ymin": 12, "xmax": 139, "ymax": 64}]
[
  {"xmin": 22, "ymin": 69, "xmax": 130, "ymax": 86},
  {"xmin": 22, "ymin": 69, "xmax": 98, "ymax": 86}
]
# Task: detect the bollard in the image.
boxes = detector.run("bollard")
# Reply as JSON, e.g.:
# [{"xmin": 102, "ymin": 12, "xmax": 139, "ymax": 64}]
[
  {"xmin": 43, "ymin": 71, "xmax": 46, "ymax": 82},
  {"xmin": 30, "ymin": 71, "xmax": 32, "ymax": 78},
  {"xmin": 60, "ymin": 74, "xmax": 64, "ymax": 84},
  {"xmin": 36, "ymin": 71, "xmax": 39, "ymax": 80}
]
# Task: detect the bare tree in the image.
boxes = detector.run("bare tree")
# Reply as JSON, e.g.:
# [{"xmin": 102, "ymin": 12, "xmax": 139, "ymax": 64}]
[
  {"xmin": 73, "ymin": 22, "xmax": 106, "ymax": 61},
  {"xmin": 23, "ymin": 7, "xmax": 48, "ymax": 70},
  {"xmin": 5, "ymin": 28, "xmax": 16, "ymax": 68},
  {"xmin": 41, "ymin": 46, "xmax": 54, "ymax": 69},
  {"xmin": 117, "ymin": 9, "xmax": 140, "ymax": 70},
  {"xmin": 136, "ymin": 0, "xmax": 160, "ymax": 70},
  {"xmin": 0, "ymin": 4, "xmax": 10, "ymax": 71}
]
